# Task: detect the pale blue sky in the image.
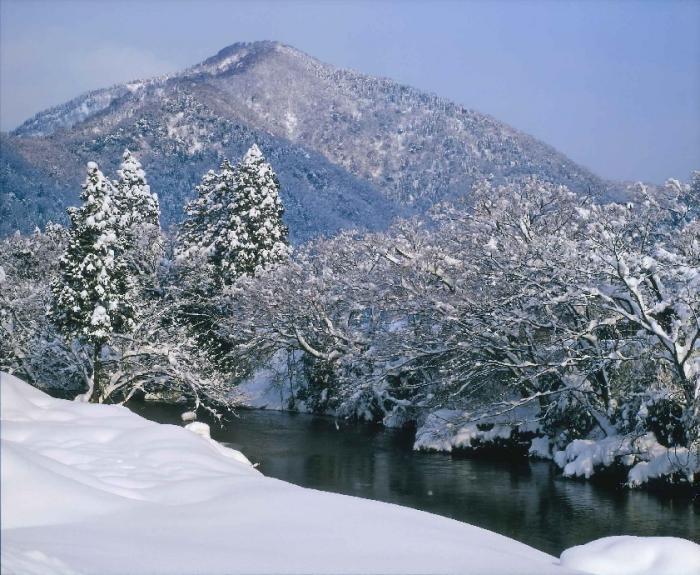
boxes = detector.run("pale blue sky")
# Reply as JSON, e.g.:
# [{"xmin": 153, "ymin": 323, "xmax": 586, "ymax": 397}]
[{"xmin": 1, "ymin": 0, "xmax": 698, "ymax": 183}]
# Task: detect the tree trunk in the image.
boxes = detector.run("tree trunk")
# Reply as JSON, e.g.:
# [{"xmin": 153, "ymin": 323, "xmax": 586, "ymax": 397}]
[{"xmin": 91, "ymin": 344, "xmax": 103, "ymax": 403}]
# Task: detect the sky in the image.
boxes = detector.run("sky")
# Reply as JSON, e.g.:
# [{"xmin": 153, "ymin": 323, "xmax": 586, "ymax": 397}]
[{"xmin": 0, "ymin": 0, "xmax": 698, "ymax": 184}]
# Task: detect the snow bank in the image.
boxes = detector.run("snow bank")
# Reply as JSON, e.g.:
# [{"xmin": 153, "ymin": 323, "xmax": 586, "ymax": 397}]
[
  {"xmin": 560, "ymin": 536, "xmax": 700, "ymax": 575},
  {"xmin": 417, "ymin": 411, "xmax": 699, "ymax": 487},
  {"xmin": 1, "ymin": 372, "xmax": 574, "ymax": 575},
  {"xmin": 414, "ymin": 407, "xmax": 536, "ymax": 452},
  {"xmin": 553, "ymin": 433, "xmax": 699, "ymax": 485}
]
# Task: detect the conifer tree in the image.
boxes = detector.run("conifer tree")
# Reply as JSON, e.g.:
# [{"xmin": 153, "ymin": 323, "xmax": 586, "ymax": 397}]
[
  {"xmin": 176, "ymin": 160, "xmax": 236, "ymax": 297},
  {"xmin": 177, "ymin": 160, "xmax": 235, "ymax": 269},
  {"xmin": 218, "ymin": 144, "xmax": 289, "ymax": 283},
  {"xmin": 113, "ymin": 150, "xmax": 163, "ymax": 277},
  {"xmin": 177, "ymin": 146, "xmax": 288, "ymax": 285},
  {"xmin": 114, "ymin": 149, "xmax": 160, "ymax": 229},
  {"xmin": 174, "ymin": 146, "xmax": 289, "ymax": 371},
  {"xmin": 50, "ymin": 162, "xmax": 135, "ymax": 402}
]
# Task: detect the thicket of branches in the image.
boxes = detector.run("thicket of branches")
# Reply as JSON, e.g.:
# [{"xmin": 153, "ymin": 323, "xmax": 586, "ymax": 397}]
[{"xmin": 219, "ymin": 174, "xmax": 700, "ymax": 456}]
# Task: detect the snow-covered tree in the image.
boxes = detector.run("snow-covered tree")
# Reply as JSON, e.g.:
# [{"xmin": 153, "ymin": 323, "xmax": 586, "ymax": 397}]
[
  {"xmin": 113, "ymin": 149, "xmax": 163, "ymax": 278},
  {"xmin": 174, "ymin": 147, "xmax": 290, "ymax": 370},
  {"xmin": 579, "ymin": 180, "xmax": 700, "ymax": 446},
  {"xmin": 0, "ymin": 224, "xmax": 90, "ymax": 395},
  {"xmin": 176, "ymin": 160, "xmax": 235, "ymax": 290},
  {"xmin": 114, "ymin": 149, "xmax": 160, "ymax": 228},
  {"xmin": 173, "ymin": 161, "xmax": 236, "ymax": 371},
  {"xmin": 216, "ymin": 144, "xmax": 290, "ymax": 283},
  {"xmin": 49, "ymin": 162, "xmax": 135, "ymax": 402},
  {"xmin": 177, "ymin": 146, "xmax": 289, "ymax": 286}
]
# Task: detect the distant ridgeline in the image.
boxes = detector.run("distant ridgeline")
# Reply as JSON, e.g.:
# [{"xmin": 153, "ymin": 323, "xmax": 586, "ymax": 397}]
[{"xmin": 1, "ymin": 41, "xmax": 616, "ymax": 242}]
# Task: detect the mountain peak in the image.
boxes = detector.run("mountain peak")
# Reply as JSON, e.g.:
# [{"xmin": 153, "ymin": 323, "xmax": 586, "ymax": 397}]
[
  {"xmin": 2, "ymin": 40, "xmax": 616, "ymax": 240},
  {"xmin": 212, "ymin": 40, "xmax": 285, "ymax": 58},
  {"xmin": 189, "ymin": 41, "xmax": 312, "ymax": 77}
]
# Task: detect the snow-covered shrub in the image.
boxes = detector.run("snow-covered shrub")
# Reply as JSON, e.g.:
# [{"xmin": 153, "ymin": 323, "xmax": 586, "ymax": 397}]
[{"xmin": 553, "ymin": 432, "xmax": 700, "ymax": 486}]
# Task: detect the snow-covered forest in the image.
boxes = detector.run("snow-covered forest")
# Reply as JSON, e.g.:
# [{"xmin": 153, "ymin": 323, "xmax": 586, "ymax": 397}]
[{"xmin": 1, "ymin": 145, "xmax": 698, "ymax": 489}]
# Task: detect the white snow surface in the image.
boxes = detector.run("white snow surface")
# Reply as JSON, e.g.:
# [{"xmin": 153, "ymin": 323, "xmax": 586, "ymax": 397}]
[
  {"xmin": 560, "ymin": 536, "xmax": 700, "ymax": 575},
  {"xmin": 1, "ymin": 372, "xmax": 576, "ymax": 575},
  {"xmin": 553, "ymin": 433, "xmax": 700, "ymax": 485},
  {"xmin": 414, "ymin": 407, "xmax": 536, "ymax": 452}
]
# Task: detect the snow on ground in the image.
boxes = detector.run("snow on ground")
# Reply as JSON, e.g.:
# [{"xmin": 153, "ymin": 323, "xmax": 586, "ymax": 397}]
[
  {"xmin": 1, "ymin": 372, "xmax": 573, "ymax": 575},
  {"xmin": 560, "ymin": 536, "xmax": 700, "ymax": 575},
  {"xmin": 3, "ymin": 372, "xmax": 698, "ymax": 575}
]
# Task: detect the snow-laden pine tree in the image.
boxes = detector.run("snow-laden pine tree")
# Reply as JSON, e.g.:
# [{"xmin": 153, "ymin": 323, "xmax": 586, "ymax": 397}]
[
  {"xmin": 177, "ymin": 146, "xmax": 289, "ymax": 286},
  {"xmin": 113, "ymin": 150, "xmax": 163, "ymax": 277},
  {"xmin": 173, "ymin": 161, "xmax": 237, "ymax": 370},
  {"xmin": 218, "ymin": 144, "xmax": 290, "ymax": 283},
  {"xmin": 174, "ymin": 146, "xmax": 289, "ymax": 373},
  {"xmin": 49, "ymin": 162, "xmax": 135, "ymax": 402},
  {"xmin": 114, "ymin": 150, "xmax": 160, "ymax": 228},
  {"xmin": 175, "ymin": 160, "xmax": 237, "ymax": 302},
  {"xmin": 176, "ymin": 160, "xmax": 236, "ymax": 280}
]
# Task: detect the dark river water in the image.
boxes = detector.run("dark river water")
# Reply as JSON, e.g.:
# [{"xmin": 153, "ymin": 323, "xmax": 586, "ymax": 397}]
[{"xmin": 130, "ymin": 403, "xmax": 699, "ymax": 556}]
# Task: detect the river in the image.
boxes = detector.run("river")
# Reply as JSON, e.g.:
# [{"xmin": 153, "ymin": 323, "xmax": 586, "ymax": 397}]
[{"xmin": 129, "ymin": 403, "xmax": 698, "ymax": 555}]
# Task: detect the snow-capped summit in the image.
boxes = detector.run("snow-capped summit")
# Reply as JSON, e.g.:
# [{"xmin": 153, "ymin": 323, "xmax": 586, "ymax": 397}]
[{"xmin": 186, "ymin": 40, "xmax": 297, "ymax": 77}]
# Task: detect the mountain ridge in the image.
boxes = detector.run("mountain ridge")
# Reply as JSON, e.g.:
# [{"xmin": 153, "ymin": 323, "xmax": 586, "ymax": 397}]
[{"xmin": 2, "ymin": 40, "xmax": 616, "ymax": 240}]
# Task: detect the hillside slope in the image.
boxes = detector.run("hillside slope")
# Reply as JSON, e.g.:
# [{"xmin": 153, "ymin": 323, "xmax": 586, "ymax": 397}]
[{"xmin": 2, "ymin": 41, "xmax": 612, "ymax": 240}]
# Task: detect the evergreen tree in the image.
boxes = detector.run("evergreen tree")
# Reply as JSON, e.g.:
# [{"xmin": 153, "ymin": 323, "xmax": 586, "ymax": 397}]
[
  {"xmin": 218, "ymin": 144, "xmax": 289, "ymax": 283},
  {"xmin": 174, "ymin": 161, "xmax": 236, "ymax": 368},
  {"xmin": 177, "ymin": 160, "xmax": 235, "ymax": 271},
  {"xmin": 114, "ymin": 149, "xmax": 160, "ymax": 229},
  {"xmin": 177, "ymin": 146, "xmax": 289, "ymax": 286},
  {"xmin": 174, "ymin": 146, "xmax": 289, "ymax": 371},
  {"xmin": 176, "ymin": 160, "xmax": 235, "ymax": 298},
  {"xmin": 113, "ymin": 150, "xmax": 163, "ymax": 278},
  {"xmin": 49, "ymin": 162, "xmax": 135, "ymax": 402}
]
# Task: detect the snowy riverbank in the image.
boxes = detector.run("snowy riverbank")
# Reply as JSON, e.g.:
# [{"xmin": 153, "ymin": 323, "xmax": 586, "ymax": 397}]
[
  {"xmin": 414, "ymin": 408, "xmax": 700, "ymax": 488},
  {"xmin": 239, "ymin": 370, "xmax": 700, "ymax": 489},
  {"xmin": 2, "ymin": 372, "xmax": 699, "ymax": 575}
]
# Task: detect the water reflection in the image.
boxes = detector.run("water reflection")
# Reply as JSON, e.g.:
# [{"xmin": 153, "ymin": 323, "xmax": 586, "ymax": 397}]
[{"xmin": 129, "ymin": 403, "xmax": 699, "ymax": 555}]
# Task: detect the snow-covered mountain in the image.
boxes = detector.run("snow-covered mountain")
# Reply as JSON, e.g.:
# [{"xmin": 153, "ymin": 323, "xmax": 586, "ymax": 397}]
[{"xmin": 1, "ymin": 41, "xmax": 614, "ymax": 241}]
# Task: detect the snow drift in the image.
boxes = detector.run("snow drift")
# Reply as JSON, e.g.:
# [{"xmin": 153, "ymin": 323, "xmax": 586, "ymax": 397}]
[
  {"xmin": 3, "ymin": 372, "xmax": 698, "ymax": 575},
  {"xmin": 1, "ymin": 372, "xmax": 570, "ymax": 575},
  {"xmin": 560, "ymin": 536, "xmax": 700, "ymax": 575}
]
